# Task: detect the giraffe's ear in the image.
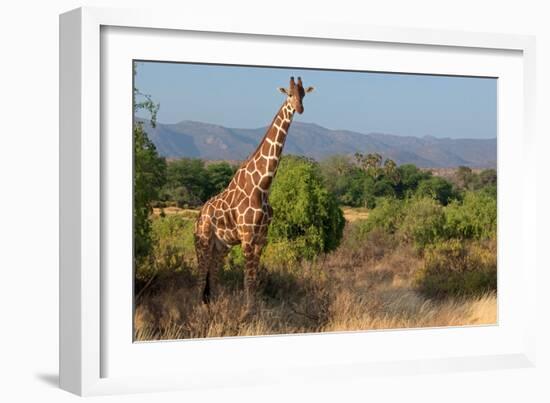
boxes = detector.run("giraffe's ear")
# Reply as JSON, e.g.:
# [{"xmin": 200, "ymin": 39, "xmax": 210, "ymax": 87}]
[
  {"xmin": 278, "ymin": 87, "xmax": 289, "ymax": 95},
  {"xmin": 305, "ymin": 86, "xmax": 315, "ymax": 94}
]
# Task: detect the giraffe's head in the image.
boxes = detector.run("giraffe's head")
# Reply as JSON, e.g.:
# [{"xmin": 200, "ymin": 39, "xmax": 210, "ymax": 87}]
[{"xmin": 278, "ymin": 76, "xmax": 314, "ymax": 114}]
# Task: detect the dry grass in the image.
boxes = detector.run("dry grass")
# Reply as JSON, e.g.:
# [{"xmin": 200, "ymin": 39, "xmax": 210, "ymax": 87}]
[
  {"xmin": 342, "ymin": 207, "xmax": 369, "ymax": 222},
  {"xmin": 134, "ymin": 225, "xmax": 496, "ymax": 341},
  {"xmin": 323, "ymin": 290, "xmax": 496, "ymax": 332},
  {"xmin": 135, "ymin": 285, "xmax": 496, "ymax": 341},
  {"xmin": 152, "ymin": 206, "xmax": 199, "ymax": 218}
]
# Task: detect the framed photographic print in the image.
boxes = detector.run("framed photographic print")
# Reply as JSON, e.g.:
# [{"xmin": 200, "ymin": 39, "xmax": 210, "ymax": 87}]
[{"xmin": 60, "ymin": 6, "xmax": 537, "ymax": 396}]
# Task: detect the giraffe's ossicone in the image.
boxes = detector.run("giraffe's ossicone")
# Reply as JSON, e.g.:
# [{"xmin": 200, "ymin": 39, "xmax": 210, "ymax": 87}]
[{"xmin": 194, "ymin": 76, "xmax": 315, "ymax": 314}]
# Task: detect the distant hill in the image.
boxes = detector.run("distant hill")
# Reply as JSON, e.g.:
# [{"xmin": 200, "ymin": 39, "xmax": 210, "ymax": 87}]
[{"xmin": 136, "ymin": 118, "xmax": 496, "ymax": 168}]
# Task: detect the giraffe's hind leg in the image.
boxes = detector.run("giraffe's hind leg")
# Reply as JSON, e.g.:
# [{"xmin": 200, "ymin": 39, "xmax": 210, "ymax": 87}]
[
  {"xmin": 194, "ymin": 213, "xmax": 230, "ymax": 304},
  {"xmin": 194, "ymin": 214, "xmax": 214, "ymax": 304}
]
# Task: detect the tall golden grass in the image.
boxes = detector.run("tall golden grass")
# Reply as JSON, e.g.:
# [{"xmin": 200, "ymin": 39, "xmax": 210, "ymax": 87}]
[{"xmin": 134, "ymin": 224, "xmax": 496, "ymax": 341}]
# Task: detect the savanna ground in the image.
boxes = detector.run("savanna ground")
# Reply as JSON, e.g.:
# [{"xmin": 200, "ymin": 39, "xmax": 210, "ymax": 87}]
[{"xmin": 135, "ymin": 205, "xmax": 496, "ymax": 341}]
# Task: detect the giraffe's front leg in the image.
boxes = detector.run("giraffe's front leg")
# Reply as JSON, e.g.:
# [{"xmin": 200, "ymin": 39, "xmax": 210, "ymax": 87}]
[{"xmin": 241, "ymin": 240, "xmax": 265, "ymax": 317}]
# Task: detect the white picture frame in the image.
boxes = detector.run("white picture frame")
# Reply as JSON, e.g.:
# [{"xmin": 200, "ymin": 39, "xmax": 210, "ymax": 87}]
[{"xmin": 59, "ymin": 6, "xmax": 537, "ymax": 396}]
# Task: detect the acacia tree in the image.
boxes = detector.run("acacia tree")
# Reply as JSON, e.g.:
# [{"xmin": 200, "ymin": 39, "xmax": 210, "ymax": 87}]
[
  {"xmin": 456, "ymin": 166, "xmax": 475, "ymax": 190},
  {"xmin": 354, "ymin": 152, "xmax": 385, "ymax": 179},
  {"xmin": 365, "ymin": 153, "xmax": 383, "ymax": 178},
  {"xmin": 133, "ymin": 66, "xmax": 167, "ymax": 261}
]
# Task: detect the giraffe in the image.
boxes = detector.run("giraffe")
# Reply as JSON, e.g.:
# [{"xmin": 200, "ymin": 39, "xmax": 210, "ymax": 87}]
[{"xmin": 194, "ymin": 76, "xmax": 314, "ymax": 314}]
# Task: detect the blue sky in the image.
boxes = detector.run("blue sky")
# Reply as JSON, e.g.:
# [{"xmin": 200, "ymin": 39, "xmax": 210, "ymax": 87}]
[{"xmin": 134, "ymin": 61, "xmax": 497, "ymax": 139}]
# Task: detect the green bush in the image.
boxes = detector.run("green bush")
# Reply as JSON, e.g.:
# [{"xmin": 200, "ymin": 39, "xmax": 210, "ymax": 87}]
[
  {"xmin": 163, "ymin": 158, "xmax": 210, "ymax": 207},
  {"xmin": 416, "ymin": 176, "xmax": 458, "ymax": 205},
  {"xmin": 444, "ymin": 191, "xmax": 496, "ymax": 240},
  {"xmin": 454, "ymin": 167, "xmax": 497, "ymax": 192},
  {"xmin": 372, "ymin": 177, "xmax": 397, "ymax": 199},
  {"xmin": 319, "ymin": 155, "xmax": 357, "ymax": 204},
  {"xmin": 343, "ymin": 223, "xmax": 398, "ymax": 260},
  {"xmin": 395, "ymin": 164, "xmax": 432, "ymax": 198},
  {"xmin": 161, "ymin": 159, "xmax": 237, "ymax": 208},
  {"xmin": 479, "ymin": 183, "xmax": 497, "ymax": 199},
  {"xmin": 261, "ymin": 239, "xmax": 303, "ymax": 270},
  {"xmin": 359, "ymin": 197, "xmax": 405, "ymax": 234},
  {"xmin": 399, "ymin": 197, "xmax": 445, "ymax": 250},
  {"xmin": 361, "ymin": 196, "xmax": 443, "ymax": 250},
  {"xmin": 267, "ymin": 156, "xmax": 345, "ymax": 261},
  {"xmin": 350, "ymin": 189, "xmax": 496, "ymax": 255},
  {"xmin": 161, "ymin": 185, "xmax": 201, "ymax": 208},
  {"xmin": 342, "ymin": 170, "xmax": 371, "ymax": 207},
  {"xmin": 415, "ymin": 238, "xmax": 497, "ymax": 298},
  {"xmin": 136, "ymin": 215, "xmax": 196, "ymax": 282}
]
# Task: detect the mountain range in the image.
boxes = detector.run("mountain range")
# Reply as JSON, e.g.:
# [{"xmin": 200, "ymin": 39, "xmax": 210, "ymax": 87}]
[{"xmin": 136, "ymin": 118, "xmax": 496, "ymax": 168}]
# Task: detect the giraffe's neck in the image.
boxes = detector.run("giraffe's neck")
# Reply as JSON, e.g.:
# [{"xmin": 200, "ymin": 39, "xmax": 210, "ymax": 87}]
[{"xmin": 243, "ymin": 100, "xmax": 295, "ymax": 190}]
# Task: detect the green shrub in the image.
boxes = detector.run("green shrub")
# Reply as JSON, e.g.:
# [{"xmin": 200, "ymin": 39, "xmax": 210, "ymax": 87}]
[
  {"xmin": 342, "ymin": 220, "xmax": 370, "ymax": 251},
  {"xmin": 261, "ymin": 239, "xmax": 303, "ymax": 270},
  {"xmin": 163, "ymin": 158, "xmax": 210, "ymax": 207},
  {"xmin": 360, "ymin": 197, "xmax": 405, "ymax": 234},
  {"xmin": 372, "ymin": 177, "xmax": 397, "ymax": 199},
  {"xmin": 346, "ymin": 224, "xmax": 399, "ymax": 260},
  {"xmin": 399, "ymin": 197, "xmax": 445, "ymax": 250},
  {"xmin": 161, "ymin": 185, "xmax": 201, "ymax": 208},
  {"xmin": 395, "ymin": 164, "xmax": 432, "ymax": 198},
  {"xmin": 444, "ymin": 191, "xmax": 496, "ymax": 240},
  {"xmin": 160, "ymin": 159, "xmax": 237, "ymax": 208},
  {"xmin": 416, "ymin": 176, "xmax": 457, "ymax": 205},
  {"xmin": 479, "ymin": 183, "xmax": 497, "ymax": 199},
  {"xmin": 320, "ymin": 155, "xmax": 359, "ymax": 205},
  {"xmin": 415, "ymin": 238, "xmax": 496, "ymax": 298},
  {"xmin": 455, "ymin": 167, "xmax": 497, "ymax": 192},
  {"xmin": 136, "ymin": 215, "xmax": 196, "ymax": 282},
  {"xmin": 268, "ymin": 156, "xmax": 345, "ymax": 260}
]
